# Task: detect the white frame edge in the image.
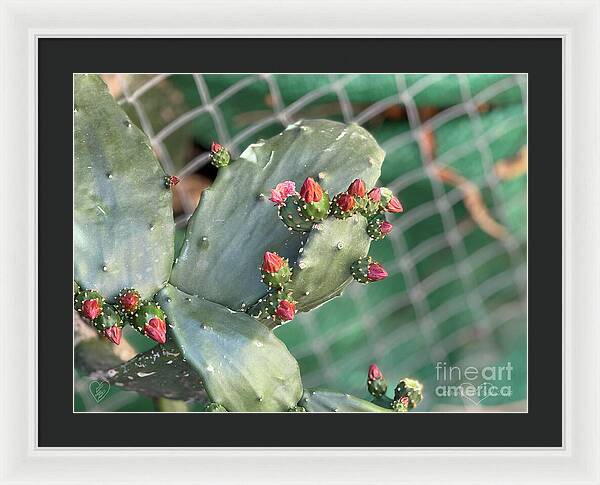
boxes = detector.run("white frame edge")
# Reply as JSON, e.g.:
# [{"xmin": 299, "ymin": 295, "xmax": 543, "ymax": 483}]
[{"xmin": 0, "ymin": 0, "xmax": 598, "ymax": 484}]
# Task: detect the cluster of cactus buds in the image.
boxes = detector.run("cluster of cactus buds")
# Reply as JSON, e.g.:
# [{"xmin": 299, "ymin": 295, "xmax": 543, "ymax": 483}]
[
  {"xmin": 209, "ymin": 141, "xmax": 231, "ymax": 168},
  {"xmin": 365, "ymin": 364, "xmax": 424, "ymax": 412},
  {"xmin": 74, "ymin": 285, "xmax": 169, "ymax": 346},
  {"xmin": 351, "ymin": 256, "xmax": 388, "ymax": 284}
]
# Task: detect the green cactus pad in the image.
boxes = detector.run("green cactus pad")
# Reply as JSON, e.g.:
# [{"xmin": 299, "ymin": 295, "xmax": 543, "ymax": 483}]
[
  {"xmin": 286, "ymin": 215, "xmax": 371, "ymax": 312},
  {"xmin": 300, "ymin": 389, "xmax": 392, "ymax": 412},
  {"xmin": 156, "ymin": 284, "xmax": 303, "ymax": 412},
  {"xmin": 74, "ymin": 74, "xmax": 174, "ymax": 302},
  {"xmin": 170, "ymin": 120, "xmax": 384, "ymax": 311},
  {"xmin": 103, "ymin": 341, "xmax": 207, "ymax": 402},
  {"xmin": 278, "ymin": 194, "xmax": 315, "ymax": 233}
]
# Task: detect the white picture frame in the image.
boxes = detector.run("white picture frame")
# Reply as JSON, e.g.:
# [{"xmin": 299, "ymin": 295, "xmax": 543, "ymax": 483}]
[{"xmin": 1, "ymin": 0, "xmax": 598, "ymax": 483}]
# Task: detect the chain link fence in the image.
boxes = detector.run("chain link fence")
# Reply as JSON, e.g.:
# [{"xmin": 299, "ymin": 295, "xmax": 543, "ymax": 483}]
[{"xmin": 75, "ymin": 73, "xmax": 527, "ymax": 412}]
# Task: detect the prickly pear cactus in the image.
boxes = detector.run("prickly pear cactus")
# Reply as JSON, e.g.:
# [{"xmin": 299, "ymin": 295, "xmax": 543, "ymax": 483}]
[
  {"xmin": 73, "ymin": 78, "xmax": 422, "ymax": 413},
  {"xmin": 170, "ymin": 120, "xmax": 384, "ymax": 311},
  {"xmin": 74, "ymin": 74, "xmax": 174, "ymax": 301},
  {"xmin": 156, "ymin": 284, "xmax": 302, "ymax": 412}
]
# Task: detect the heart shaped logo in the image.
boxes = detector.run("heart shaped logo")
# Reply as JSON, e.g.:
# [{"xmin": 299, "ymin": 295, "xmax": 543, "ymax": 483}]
[{"xmin": 89, "ymin": 377, "xmax": 110, "ymax": 403}]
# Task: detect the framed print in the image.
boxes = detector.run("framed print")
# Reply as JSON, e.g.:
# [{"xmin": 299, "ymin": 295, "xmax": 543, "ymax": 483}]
[{"xmin": 1, "ymin": 0, "xmax": 599, "ymax": 484}]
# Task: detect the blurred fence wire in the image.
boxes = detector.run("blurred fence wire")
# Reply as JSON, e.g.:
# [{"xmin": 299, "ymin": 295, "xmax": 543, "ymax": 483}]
[{"xmin": 75, "ymin": 73, "xmax": 527, "ymax": 412}]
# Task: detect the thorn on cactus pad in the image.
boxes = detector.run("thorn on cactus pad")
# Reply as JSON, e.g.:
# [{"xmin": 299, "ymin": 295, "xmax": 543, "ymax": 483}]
[
  {"xmin": 209, "ymin": 141, "xmax": 231, "ymax": 167},
  {"xmin": 367, "ymin": 363, "xmax": 388, "ymax": 398}
]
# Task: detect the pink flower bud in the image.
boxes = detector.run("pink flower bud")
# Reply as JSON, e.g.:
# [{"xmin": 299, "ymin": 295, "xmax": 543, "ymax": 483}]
[
  {"xmin": 104, "ymin": 326, "xmax": 122, "ymax": 345},
  {"xmin": 144, "ymin": 317, "xmax": 167, "ymax": 344},
  {"xmin": 348, "ymin": 178, "xmax": 366, "ymax": 197},
  {"xmin": 368, "ymin": 187, "xmax": 381, "ymax": 202},
  {"xmin": 400, "ymin": 396, "xmax": 410, "ymax": 407},
  {"xmin": 169, "ymin": 175, "xmax": 180, "ymax": 187},
  {"xmin": 337, "ymin": 193, "xmax": 355, "ymax": 212},
  {"xmin": 368, "ymin": 363, "xmax": 383, "ymax": 381},
  {"xmin": 262, "ymin": 251, "xmax": 285, "ymax": 273},
  {"xmin": 210, "ymin": 141, "xmax": 223, "ymax": 153},
  {"xmin": 385, "ymin": 196, "xmax": 404, "ymax": 213},
  {"xmin": 119, "ymin": 291, "xmax": 140, "ymax": 313},
  {"xmin": 82, "ymin": 299, "xmax": 102, "ymax": 320},
  {"xmin": 269, "ymin": 180, "xmax": 296, "ymax": 206},
  {"xmin": 299, "ymin": 177, "xmax": 323, "ymax": 203},
  {"xmin": 367, "ymin": 262, "xmax": 388, "ymax": 282},
  {"xmin": 379, "ymin": 221, "xmax": 393, "ymax": 235},
  {"xmin": 275, "ymin": 300, "xmax": 296, "ymax": 322}
]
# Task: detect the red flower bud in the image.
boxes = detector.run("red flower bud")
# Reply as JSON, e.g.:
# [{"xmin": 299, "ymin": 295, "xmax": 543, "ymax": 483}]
[
  {"xmin": 299, "ymin": 177, "xmax": 323, "ymax": 203},
  {"xmin": 368, "ymin": 363, "xmax": 383, "ymax": 381},
  {"xmin": 337, "ymin": 193, "xmax": 355, "ymax": 212},
  {"xmin": 169, "ymin": 175, "xmax": 180, "ymax": 187},
  {"xmin": 104, "ymin": 326, "xmax": 122, "ymax": 345},
  {"xmin": 275, "ymin": 300, "xmax": 296, "ymax": 322},
  {"xmin": 379, "ymin": 221, "xmax": 393, "ymax": 235},
  {"xmin": 269, "ymin": 180, "xmax": 296, "ymax": 206},
  {"xmin": 119, "ymin": 291, "xmax": 140, "ymax": 313},
  {"xmin": 144, "ymin": 317, "xmax": 167, "ymax": 344},
  {"xmin": 82, "ymin": 299, "xmax": 101, "ymax": 320},
  {"xmin": 367, "ymin": 262, "xmax": 388, "ymax": 282},
  {"xmin": 210, "ymin": 141, "xmax": 223, "ymax": 153},
  {"xmin": 400, "ymin": 396, "xmax": 410, "ymax": 407},
  {"xmin": 385, "ymin": 196, "xmax": 404, "ymax": 213},
  {"xmin": 262, "ymin": 251, "xmax": 285, "ymax": 273},
  {"xmin": 348, "ymin": 178, "xmax": 366, "ymax": 197},
  {"xmin": 368, "ymin": 187, "xmax": 381, "ymax": 202}
]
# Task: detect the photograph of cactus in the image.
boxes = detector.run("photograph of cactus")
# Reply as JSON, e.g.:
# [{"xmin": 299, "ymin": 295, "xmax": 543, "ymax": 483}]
[{"xmin": 74, "ymin": 73, "xmax": 527, "ymax": 413}]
